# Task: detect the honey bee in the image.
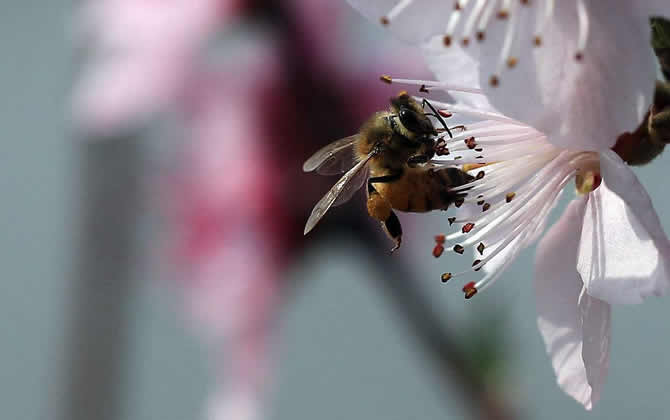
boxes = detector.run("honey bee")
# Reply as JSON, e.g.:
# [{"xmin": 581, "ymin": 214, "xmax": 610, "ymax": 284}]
[{"xmin": 303, "ymin": 92, "xmax": 474, "ymax": 251}]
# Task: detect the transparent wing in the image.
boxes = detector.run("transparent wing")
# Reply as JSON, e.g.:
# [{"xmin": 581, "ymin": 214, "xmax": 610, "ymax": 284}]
[
  {"xmin": 302, "ymin": 134, "xmax": 359, "ymax": 175},
  {"xmin": 332, "ymin": 162, "xmax": 369, "ymax": 207},
  {"xmin": 304, "ymin": 154, "xmax": 372, "ymax": 235}
]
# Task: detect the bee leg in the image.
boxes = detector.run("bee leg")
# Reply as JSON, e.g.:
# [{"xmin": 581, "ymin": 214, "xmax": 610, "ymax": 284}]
[
  {"xmin": 383, "ymin": 210, "xmax": 403, "ymax": 253},
  {"xmin": 367, "ymin": 181, "xmax": 403, "ymax": 253}
]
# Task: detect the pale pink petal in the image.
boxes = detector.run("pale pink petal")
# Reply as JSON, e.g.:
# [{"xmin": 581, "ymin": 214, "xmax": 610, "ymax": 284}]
[
  {"xmin": 535, "ymin": 197, "xmax": 610, "ymax": 410},
  {"xmin": 421, "ymin": 1, "xmax": 656, "ymax": 151},
  {"xmin": 345, "ymin": 0, "xmax": 449, "ymax": 43},
  {"xmin": 578, "ymin": 288, "xmax": 611, "ymax": 409},
  {"xmin": 577, "ymin": 151, "xmax": 670, "ymax": 304}
]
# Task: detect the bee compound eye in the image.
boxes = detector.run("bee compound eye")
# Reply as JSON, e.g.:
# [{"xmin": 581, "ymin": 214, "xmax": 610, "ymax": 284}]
[{"xmin": 399, "ymin": 107, "xmax": 434, "ymax": 135}]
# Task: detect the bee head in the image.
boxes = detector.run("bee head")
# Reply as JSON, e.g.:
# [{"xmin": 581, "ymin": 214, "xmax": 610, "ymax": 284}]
[{"xmin": 390, "ymin": 92, "xmax": 437, "ymax": 138}]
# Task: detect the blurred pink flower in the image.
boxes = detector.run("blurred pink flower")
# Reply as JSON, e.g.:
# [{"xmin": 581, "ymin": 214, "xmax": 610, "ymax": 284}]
[
  {"xmin": 72, "ymin": 0, "xmax": 241, "ymax": 135},
  {"xmin": 164, "ymin": 42, "xmax": 285, "ymax": 420}
]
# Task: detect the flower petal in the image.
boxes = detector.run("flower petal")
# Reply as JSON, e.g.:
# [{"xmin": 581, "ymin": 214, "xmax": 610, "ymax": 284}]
[
  {"xmin": 345, "ymin": 0, "xmax": 449, "ymax": 43},
  {"xmin": 535, "ymin": 197, "xmax": 610, "ymax": 410},
  {"xmin": 577, "ymin": 150, "xmax": 670, "ymax": 304},
  {"xmin": 421, "ymin": 1, "xmax": 656, "ymax": 151}
]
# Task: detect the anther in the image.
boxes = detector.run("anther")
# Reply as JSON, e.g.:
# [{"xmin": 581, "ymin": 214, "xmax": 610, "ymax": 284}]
[
  {"xmin": 477, "ymin": 242, "xmax": 485, "ymax": 255},
  {"xmin": 462, "ymin": 281, "xmax": 478, "ymax": 299},
  {"xmin": 462, "ymin": 223, "xmax": 475, "ymax": 233},
  {"xmin": 505, "ymin": 192, "xmax": 516, "ymax": 202},
  {"xmin": 465, "ymin": 137, "xmax": 477, "ymax": 149},
  {"xmin": 475, "ymin": 148, "xmax": 483, "ymax": 152},
  {"xmin": 520, "ymin": 0, "xmax": 529, "ymax": 5},
  {"xmin": 476, "ymin": 171, "xmax": 485, "ymax": 180},
  {"xmin": 482, "ymin": 203, "xmax": 491, "ymax": 212},
  {"xmin": 477, "ymin": 200, "xmax": 485, "ymax": 205},
  {"xmin": 454, "ymin": 198, "xmax": 465, "ymax": 208},
  {"xmin": 420, "ymin": 84, "xmax": 429, "ymax": 93},
  {"xmin": 380, "ymin": 75, "xmax": 393, "ymax": 84},
  {"xmin": 462, "ymin": 38, "xmax": 470, "ymax": 47},
  {"xmin": 506, "ymin": 57, "xmax": 518, "ymax": 68},
  {"xmin": 443, "ymin": 35, "xmax": 452, "ymax": 47},
  {"xmin": 454, "ymin": 2, "xmax": 462, "ymax": 10},
  {"xmin": 472, "ymin": 259, "xmax": 482, "ymax": 271},
  {"xmin": 489, "ymin": 75, "xmax": 500, "ymax": 87},
  {"xmin": 476, "ymin": 31, "xmax": 485, "ymax": 41},
  {"xmin": 433, "ymin": 244, "xmax": 445, "ymax": 258},
  {"xmin": 441, "ymin": 272, "xmax": 452, "ymax": 283},
  {"xmin": 448, "ymin": 217, "xmax": 456, "ymax": 226},
  {"xmin": 575, "ymin": 52, "xmax": 583, "ymax": 61},
  {"xmin": 438, "ymin": 110, "xmax": 453, "ymax": 118},
  {"xmin": 380, "ymin": 16, "xmax": 390, "ymax": 26},
  {"xmin": 453, "ymin": 244, "xmax": 465, "ymax": 254},
  {"xmin": 435, "ymin": 234, "xmax": 446, "ymax": 244},
  {"xmin": 533, "ymin": 35, "xmax": 542, "ymax": 46},
  {"xmin": 497, "ymin": 9, "xmax": 509, "ymax": 19}
]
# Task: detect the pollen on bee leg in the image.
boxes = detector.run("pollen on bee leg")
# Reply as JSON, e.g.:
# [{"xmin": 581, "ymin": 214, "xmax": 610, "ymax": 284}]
[{"xmin": 463, "ymin": 281, "xmax": 478, "ymax": 299}]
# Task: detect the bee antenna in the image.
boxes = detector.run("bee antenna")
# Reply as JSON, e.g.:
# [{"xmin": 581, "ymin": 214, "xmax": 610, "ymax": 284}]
[{"xmin": 421, "ymin": 99, "xmax": 452, "ymax": 139}]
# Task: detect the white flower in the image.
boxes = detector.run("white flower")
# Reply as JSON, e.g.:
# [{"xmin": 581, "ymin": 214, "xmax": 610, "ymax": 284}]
[
  {"xmin": 348, "ymin": 0, "xmax": 668, "ymax": 150},
  {"xmin": 345, "ymin": 0, "xmax": 670, "ymax": 409}
]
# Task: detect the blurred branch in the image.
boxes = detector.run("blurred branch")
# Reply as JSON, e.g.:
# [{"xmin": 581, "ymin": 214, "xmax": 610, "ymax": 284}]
[
  {"xmin": 60, "ymin": 135, "xmax": 142, "ymax": 420},
  {"xmin": 365, "ymin": 247, "xmax": 519, "ymax": 420}
]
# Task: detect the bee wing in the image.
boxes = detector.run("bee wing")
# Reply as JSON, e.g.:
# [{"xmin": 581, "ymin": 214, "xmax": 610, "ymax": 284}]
[
  {"xmin": 304, "ymin": 153, "xmax": 372, "ymax": 235},
  {"xmin": 302, "ymin": 134, "xmax": 359, "ymax": 175}
]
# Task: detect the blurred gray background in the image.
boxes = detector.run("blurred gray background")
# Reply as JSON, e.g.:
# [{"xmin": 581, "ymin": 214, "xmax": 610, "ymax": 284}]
[{"xmin": 2, "ymin": 2, "xmax": 670, "ymax": 420}]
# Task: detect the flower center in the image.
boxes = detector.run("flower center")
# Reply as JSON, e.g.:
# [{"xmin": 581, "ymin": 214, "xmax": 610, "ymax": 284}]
[
  {"xmin": 380, "ymin": 0, "xmax": 590, "ymax": 86},
  {"xmin": 574, "ymin": 154, "xmax": 601, "ymax": 194}
]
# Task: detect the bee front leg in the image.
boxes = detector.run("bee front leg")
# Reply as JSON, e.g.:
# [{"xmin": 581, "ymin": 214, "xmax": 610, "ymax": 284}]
[{"xmin": 367, "ymin": 182, "xmax": 402, "ymax": 253}]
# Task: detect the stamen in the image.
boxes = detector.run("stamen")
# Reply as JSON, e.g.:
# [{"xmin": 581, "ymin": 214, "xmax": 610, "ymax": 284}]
[
  {"xmin": 533, "ymin": 0, "xmax": 554, "ymax": 46},
  {"xmin": 462, "ymin": 0, "xmax": 488, "ymax": 45},
  {"xmin": 386, "ymin": 79, "xmax": 485, "ymax": 95},
  {"xmin": 381, "ymin": 0, "xmax": 414, "ymax": 26},
  {"xmin": 495, "ymin": 0, "xmax": 519, "ymax": 82},
  {"xmin": 575, "ymin": 0, "xmax": 589, "ymax": 60},
  {"xmin": 477, "ymin": 0, "xmax": 498, "ymax": 40}
]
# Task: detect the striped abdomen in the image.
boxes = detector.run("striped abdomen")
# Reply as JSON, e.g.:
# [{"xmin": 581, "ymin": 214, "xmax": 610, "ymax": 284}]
[{"xmin": 373, "ymin": 167, "xmax": 473, "ymax": 213}]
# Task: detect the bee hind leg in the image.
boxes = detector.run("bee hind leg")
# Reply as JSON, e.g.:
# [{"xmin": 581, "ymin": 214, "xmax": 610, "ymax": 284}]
[
  {"xmin": 367, "ymin": 181, "xmax": 403, "ymax": 253},
  {"xmin": 382, "ymin": 210, "xmax": 403, "ymax": 253}
]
